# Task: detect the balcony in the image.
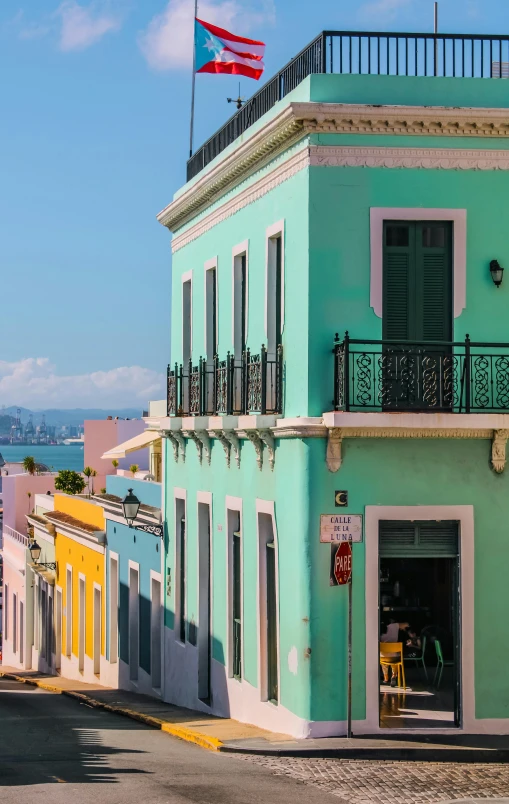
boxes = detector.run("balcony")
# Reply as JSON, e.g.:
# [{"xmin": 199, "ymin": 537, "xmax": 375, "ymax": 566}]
[
  {"xmin": 333, "ymin": 333, "xmax": 509, "ymax": 413},
  {"xmin": 167, "ymin": 345, "xmax": 283, "ymax": 417},
  {"xmin": 188, "ymin": 30, "xmax": 509, "ymax": 181}
]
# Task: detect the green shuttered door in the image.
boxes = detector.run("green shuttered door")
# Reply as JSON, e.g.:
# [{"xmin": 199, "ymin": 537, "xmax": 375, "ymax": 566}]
[
  {"xmin": 383, "ymin": 221, "xmax": 453, "ymax": 342},
  {"xmin": 379, "ymin": 521, "xmax": 459, "ymax": 558}
]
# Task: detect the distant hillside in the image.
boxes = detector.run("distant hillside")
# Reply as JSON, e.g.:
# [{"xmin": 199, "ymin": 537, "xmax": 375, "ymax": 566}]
[{"xmin": 1, "ymin": 407, "xmax": 144, "ymax": 426}]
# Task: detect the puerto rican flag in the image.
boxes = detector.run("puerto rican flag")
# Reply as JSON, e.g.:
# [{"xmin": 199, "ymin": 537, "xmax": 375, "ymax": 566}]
[{"xmin": 194, "ymin": 18, "xmax": 265, "ymax": 80}]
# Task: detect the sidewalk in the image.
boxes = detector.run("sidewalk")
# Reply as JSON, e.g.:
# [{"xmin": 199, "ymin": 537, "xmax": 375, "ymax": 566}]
[{"xmin": 2, "ymin": 666, "xmax": 509, "ymax": 762}]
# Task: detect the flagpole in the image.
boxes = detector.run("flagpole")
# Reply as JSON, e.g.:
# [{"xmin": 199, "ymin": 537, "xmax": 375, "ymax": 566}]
[{"xmin": 189, "ymin": 0, "xmax": 198, "ymax": 159}]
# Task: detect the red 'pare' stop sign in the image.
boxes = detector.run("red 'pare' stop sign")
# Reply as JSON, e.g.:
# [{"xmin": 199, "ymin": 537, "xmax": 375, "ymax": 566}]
[{"xmin": 334, "ymin": 541, "xmax": 352, "ymax": 585}]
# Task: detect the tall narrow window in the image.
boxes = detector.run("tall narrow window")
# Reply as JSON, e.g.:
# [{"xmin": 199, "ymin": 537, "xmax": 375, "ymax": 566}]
[
  {"xmin": 198, "ymin": 501, "xmax": 212, "ymax": 702},
  {"xmin": 182, "ymin": 278, "xmax": 192, "ymax": 364},
  {"xmin": 4, "ymin": 584, "xmax": 8, "ymax": 641},
  {"xmin": 151, "ymin": 578, "xmax": 162, "ymax": 689},
  {"xmin": 19, "ymin": 602, "xmax": 24, "ymax": 666},
  {"xmin": 40, "ymin": 588, "xmax": 46, "ymax": 659},
  {"xmin": 233, "ymin": 253, "xmax": 247, "ymax": 361},
  {"xmin": 13, "ymin": 593, "xmax": 17, "ymax": 655},
  {"xmin": 78, "ymin": 578, "xmax": 85, "ymax": 672},
  {"xmin": 93, "ymin": 586, "xmax": 101, "ymax": 676},
  {"xmin": 55, "ymin": 591, "xmax": 62, "ymax": 670},
  {"xmin": 232, "ymin": 528, "xmax": 242, "ymax": 680},
  {"xmin": 129, "ymin": 567, "xmax": 139, "ymax": 681},
  {"xmin": 267, "ymin": 234, "xmax": 282, "ymax": 358},
  {"xmin": 109, "ymin": 557, "xmax": 118, "ymax": 663},
  {"xmin": 66, "ymin": 569, "xmax": 72, "ymax": 657},
  {"xmin": 205, "ymin": 267, "xmax": 217, "ymax": 362},
  {"xmin": 179, "ymin": 517, "xmax": 186, "ymax": 643},
  {"xmin": 266, "ymin": 541, "xmax": 278, "ymax": 703}
]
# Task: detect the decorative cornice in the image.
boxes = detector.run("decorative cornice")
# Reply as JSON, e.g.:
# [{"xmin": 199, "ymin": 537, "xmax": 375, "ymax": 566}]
[
  {"xmin": 274, "ymin": 424, "xmax": 328, "ymax": 439},
  {"xmin": 171, "ymin": 147, "xmax": 309, "ymax": 252},
  {"xmin": 160, "ymin": 101, "xmax": 509, "ymax": 242},
  {"xmin": 310, "ymin": 145, "xmax": 509, "ymax": 170}
]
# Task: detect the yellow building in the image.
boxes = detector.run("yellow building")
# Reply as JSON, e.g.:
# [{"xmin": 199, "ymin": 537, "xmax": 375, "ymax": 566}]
[{"xmin": 49, "ymin": 494, "xmax": 107, "ymax": 683}]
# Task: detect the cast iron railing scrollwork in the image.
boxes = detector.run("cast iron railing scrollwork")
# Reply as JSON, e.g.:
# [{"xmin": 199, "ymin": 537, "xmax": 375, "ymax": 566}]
[
  {"xmin": 167, "ymin": 344, "xmax": 283, "ymax": 417},
  {"xmin": 333, "ymin": 333, "xmax": 509, "ymax": 413}
]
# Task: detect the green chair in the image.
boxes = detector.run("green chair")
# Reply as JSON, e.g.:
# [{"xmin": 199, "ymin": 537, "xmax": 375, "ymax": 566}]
[
  {"xmin": 405, "ymin": 635, "xmax": 428, "ymax": 683},
  {"xmin": 433, "ymin": 638, "xmax": 453, "ymax": 689}
]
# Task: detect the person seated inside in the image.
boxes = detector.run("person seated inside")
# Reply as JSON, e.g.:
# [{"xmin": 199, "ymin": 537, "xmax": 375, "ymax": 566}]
[
  {"xmin": 404, "ymin": 627, "xmax": 422, "ymax": 659},
  {"xmin": 380, "ymin": 619, "xmax": 409, "ymax": 686}
]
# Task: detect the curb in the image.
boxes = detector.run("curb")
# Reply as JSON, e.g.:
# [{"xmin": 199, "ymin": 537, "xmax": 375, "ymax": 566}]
[
  {"xmin": 0, "ymin": 671, "xmax": 223, "ymax": 752},
  {"xmin": 219, "ymin": 743, "xmax": 509, "ymax": 763}
]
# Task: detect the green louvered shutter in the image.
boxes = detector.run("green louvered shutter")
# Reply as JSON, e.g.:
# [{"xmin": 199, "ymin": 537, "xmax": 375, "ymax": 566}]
[
  {"xmin": 379, "ymin": 521, "xmax": 458, "ymax": 558},
  {"xmin": 417, "ymin": 223, "xmax": 453, "ymax": 342},
  {"xmin": 383, "ymin": 222, "xmax": 415, "ymax": 340}
]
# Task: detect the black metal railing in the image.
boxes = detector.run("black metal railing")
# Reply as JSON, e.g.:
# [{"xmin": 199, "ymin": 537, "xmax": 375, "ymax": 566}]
[
  {"xmin": 188, "ymin": 30, "xmax": 509, "ymax": 180},
  {"xmin": 167, "ymin": 344, "xmax": 283, "ymax": 417},
  {"xmin": 333, "ymin": 332, "xmax": 509, "ymax": 413}
]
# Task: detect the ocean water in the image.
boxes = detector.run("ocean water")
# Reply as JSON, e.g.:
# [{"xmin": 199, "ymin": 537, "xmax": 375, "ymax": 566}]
[{"xmin": 0, "ymin": 445, "xmax": 84, "ymax": 472}]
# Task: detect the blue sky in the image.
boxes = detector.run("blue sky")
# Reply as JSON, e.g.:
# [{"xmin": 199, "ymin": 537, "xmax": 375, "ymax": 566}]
[{"xmin": 1, "ymin": 0, "xmax": 508, "ymax": 407}]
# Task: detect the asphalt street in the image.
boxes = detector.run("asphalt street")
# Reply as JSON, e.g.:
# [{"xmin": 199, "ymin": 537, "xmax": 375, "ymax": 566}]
[{"xmin": 0, "ymin": 677, "xmax": 337, "ymax": 803}]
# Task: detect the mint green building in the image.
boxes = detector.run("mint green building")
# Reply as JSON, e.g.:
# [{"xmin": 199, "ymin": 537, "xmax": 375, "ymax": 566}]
[{"xmin": 158, "ymin": 32, "xmax": 509, "ymax": 737}]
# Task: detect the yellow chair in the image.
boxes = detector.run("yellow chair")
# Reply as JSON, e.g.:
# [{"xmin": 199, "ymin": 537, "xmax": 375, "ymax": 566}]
[{"xmin": 380, "ymin": 642, "xmax": 406, "ymax": 689}]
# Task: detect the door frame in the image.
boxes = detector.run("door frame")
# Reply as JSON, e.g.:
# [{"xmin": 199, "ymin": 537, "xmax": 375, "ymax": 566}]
[{"xmin": 364, "ymin": 505, "xmax": 474, "ymax": 733}]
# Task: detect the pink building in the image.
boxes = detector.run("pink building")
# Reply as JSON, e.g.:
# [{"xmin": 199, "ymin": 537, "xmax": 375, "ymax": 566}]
[
  {"xmin": 2, "ymin": 473, "xmax": 56, "ymax": 535},
  {"xmin": 84, "ymin": 418, "xmax": 148, "ymax": 492}
]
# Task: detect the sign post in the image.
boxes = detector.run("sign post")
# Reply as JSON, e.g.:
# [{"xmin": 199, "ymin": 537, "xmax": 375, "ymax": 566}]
[
  {"xmin": 347, "ymin": 537, "xmax": 352, "ymax": 739},
  {"xmin": 329, "ymin": 537, "xmax": 354, "ymax": 740}
]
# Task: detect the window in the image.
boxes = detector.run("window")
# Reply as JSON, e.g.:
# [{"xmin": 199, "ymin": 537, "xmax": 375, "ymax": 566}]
[
  {"xmin": 198, "ymin": 500, "xmax": 212, "ymax": 702},
  {"xmin": 179, "ymin": 516, "xmax": 186, "ymax": 643},
  {"xmin": 233, "ymin": 248, "xmax": 247, "ymax": 362},
  {"xmin": 93, "ymin": 586, "xmax": 101, "ymax": 675},
  {"xmin": 109, "ymin": 557, "xmax": 118, "ymax": 664},
  {"xmin": 182, "ymin": 276, "xmax": 192, "ymax": 365},
  {"xmin": 55, "ymin": 591, "xmax": 62, "ymax": 670},
  {"xmin": 266, "ymin": 228, "xmax": 283, "ymax": 358},
  {"xmin": 151, "ymin": 578, "xmax": 162, "ymax": 689},
  {"xmin": 78, "ymin": 577, "xmax": 85, "ymax": 672},
  {"xmin": 66, "ymin": 568, "xmax": 72, "ymax": 657},
  {"xmin": 258, "ymin": 511, "xmax": 279, "ymax": 703},
  {"xmin": 13, "ymin": 593, "xmax": 17, "ymax": 655},
  {"xmin": 205, "ymin": 264, "xmax": 217, "ymax": 363},
  {"xmin": 19, "ymin": 602, "xmax": 24, "ymax": 666},
  {"xmin": 129, "ymin": 566, "xmax": 139, "ymax": 681},
  {"xmin": 4, "ymin": 584, "xmax": 8, "ymax": 641}
]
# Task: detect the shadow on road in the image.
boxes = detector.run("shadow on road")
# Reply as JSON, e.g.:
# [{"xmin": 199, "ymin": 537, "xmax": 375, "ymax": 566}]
[{"xmin": 0, "ymin": 682, "xmax": 151, "ymax": 787}]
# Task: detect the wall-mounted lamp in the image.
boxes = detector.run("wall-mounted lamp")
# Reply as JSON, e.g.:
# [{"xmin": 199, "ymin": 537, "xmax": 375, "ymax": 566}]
[
  {"xmin": 122, "ymin": 488, "xmax": 141, "ymax": 527},
  {"xmin": 490, "ymin": 260, "xmax": 504, "ymax": 288},
  {"xmin": 29, "ymin": 539, "xmax": 57, "ymax": 571}
]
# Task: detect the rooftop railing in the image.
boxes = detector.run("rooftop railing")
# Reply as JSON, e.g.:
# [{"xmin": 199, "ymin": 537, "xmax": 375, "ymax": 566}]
[
  {"xmin": 167, "ymin": 345, "xmax": 283, "ymax": 417},
  {"xmin": 188, "ymin": 30, "xmax": 509, "ymax": 181},
  {"xmin": 3, "ymin": 525, "xmax": 31, "ymax": 547},
  {"xmin": 333, "ymin": 332, "xmax": 509, "ymax": 413}
]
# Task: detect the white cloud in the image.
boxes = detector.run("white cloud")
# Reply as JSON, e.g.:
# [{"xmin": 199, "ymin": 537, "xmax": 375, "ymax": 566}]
[
  {"xmin": 358, "ymin": 0, "xmax": 412, "ymax": 22},
  {"xmin": 139, "ymin": 0, "xmax": 274, "ymax": 71},
  {"xmin": 56, "ymin": 1, "xmax": 121, "ymax": 51},
  {"xmin": 0, "ymin": 358, "xmax": 165, "ymax": 408}
]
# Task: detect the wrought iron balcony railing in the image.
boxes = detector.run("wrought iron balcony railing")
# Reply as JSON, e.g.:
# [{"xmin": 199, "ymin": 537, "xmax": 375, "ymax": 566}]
[
  {"xmin": 167, "ymin": 345, "xmax": 283, "ymax": 417},
  {"xmin": 188, "ymin": 30, "xmax": 509, "ymax": 181},
  {"xmin": 333, "ymin": 332, "xmax": 509, "ymax": 413}
]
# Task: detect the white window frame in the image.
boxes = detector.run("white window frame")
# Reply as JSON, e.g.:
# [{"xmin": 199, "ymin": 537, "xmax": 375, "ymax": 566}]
[
  {"xmin": 78, "ymin": 573, "xmax": 86, "ymax": 673},
  {"xmin": 231, "ymin": 240, "xmax": 249, "ymax": 353},
  {"xmin": 197, "ymin": 490, "xmax": 213, "ymax": 702},
  {"xmin": 93, "ymin": 582, "xmax": 102, "ymax": 676},
  {"xmin": 182, "ymin": 270, "xmax": 193, "ymax": 364},
  {"xmin": 265, "ymin": 220, "xmax": 285, "ymax": 346},
  {"xmin": 225, "ymin": 495, "xmax": 243, "ymax": 680},
  {"xmin": 204, "ymin": 257, "xmax": 218, "ymax": 361},
  {"xmin": 66, "ymin": 565, "xmax": 73, "ymax": 658},
  {"xmin": 109, "ymin": 552, "xmax": 119, "ymax": 664},
  {"xmin": 256, "ymin": 499, "xmax": 280, "ymax": 704},
  {"xmin": 150, "ymin": 569, "xmax": 163, "ymax": 691},
  {"xmin": 174, "ymin": 488, "xmax": 187, "ymax": 645},
  {"xmin": 128, "ymin": 560, "xmax": 140, "ymax": 683},
  {"xmin": 370, "ymin": 208, "xmax": 467, "ymax": 319},
  {"xmin": 4, "ymin": 583, "xmax": 8, "ymax": 642}
]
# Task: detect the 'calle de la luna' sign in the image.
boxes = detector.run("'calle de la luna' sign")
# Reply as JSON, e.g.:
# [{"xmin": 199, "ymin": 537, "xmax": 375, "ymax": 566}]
[{"xmin": 320, "ymin": 514, "xmax": 363, "ymax": 543}]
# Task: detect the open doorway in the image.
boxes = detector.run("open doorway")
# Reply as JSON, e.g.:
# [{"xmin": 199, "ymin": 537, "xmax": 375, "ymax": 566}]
[{"xmin": 379, "ymin": 521, "xmax": 460, "ymax": 729}]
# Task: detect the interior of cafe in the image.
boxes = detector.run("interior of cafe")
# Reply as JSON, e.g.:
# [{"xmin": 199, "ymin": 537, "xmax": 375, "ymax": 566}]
[{"xmin": 379, "ymin": 545, "xmax": 460, "ymax": 729}]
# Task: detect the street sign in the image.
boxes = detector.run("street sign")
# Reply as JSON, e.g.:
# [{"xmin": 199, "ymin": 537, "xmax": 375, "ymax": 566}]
[
  {"xmin": 335, "ymin": 490, "xmax": 348, "ymax": 507},
  {"xmin": 320, "ymin": 514, "xmax": 362, "ymax": 543},
  {"xmin": 330, "ymin": 541, "xmax": 352, "ymax": 586}
]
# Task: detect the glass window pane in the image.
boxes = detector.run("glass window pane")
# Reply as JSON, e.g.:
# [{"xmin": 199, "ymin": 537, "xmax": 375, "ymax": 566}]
[
  {"xmin": 386, "ymin": 226, "xmax": 409, "ymax": 247},
  {"xmin": 422, "ymin": 226, "xmax": 445, "ymax": 248}
]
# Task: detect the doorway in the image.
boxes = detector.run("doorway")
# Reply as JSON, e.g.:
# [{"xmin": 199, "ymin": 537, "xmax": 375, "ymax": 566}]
[
  {"xmin": 198, "ymin": 502, "xmax": 212, "ymax": 703},
  {"xmin": 379, "ymin": 520, "xmax": 460, "ymax": 729}
]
